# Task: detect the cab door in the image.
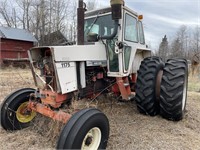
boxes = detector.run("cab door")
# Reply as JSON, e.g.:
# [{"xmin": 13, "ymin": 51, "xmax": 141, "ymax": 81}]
[
  {"xmin": 106, "ymin": 9, "xmax": 147, "ymax": 77},
  {"xmin": 122, "ymin": 12, "xmax": 139, "ymax": 74},
  {"xmin": 106, "ymin": 11, "xmax": 139, "ymax": 77}
]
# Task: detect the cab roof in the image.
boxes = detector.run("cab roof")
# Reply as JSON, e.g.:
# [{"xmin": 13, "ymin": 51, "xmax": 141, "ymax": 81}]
[{"xmin": 85, "ymin": 6, "xmax": 138, "ymax": 18}]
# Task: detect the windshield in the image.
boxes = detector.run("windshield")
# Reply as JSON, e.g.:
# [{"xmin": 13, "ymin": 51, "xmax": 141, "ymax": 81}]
[{"xmin": 84, "ymin": 14, "xmax": 115, "ymax": 41}]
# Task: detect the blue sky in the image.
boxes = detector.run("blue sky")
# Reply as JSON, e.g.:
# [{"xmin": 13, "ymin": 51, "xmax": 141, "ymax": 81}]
[{"xmin": 87, "ymin": 0, "xmax": 200, "ymax": 50}]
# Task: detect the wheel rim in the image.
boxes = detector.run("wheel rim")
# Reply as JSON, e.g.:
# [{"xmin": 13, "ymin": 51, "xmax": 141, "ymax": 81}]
[
  {"xmin": 16, "ymin": 102, "xmax": 36, "ymax": 123},
  {"xmin": 182, "ymin": 76, "xmax": 187, "ymax": 111},
  {"xmin": 81, "ymin": 127, "xmax": 101, "ymax": 150},
  {"xmin": 155, "ymin": 70, "xmax": 163, "ymax": 101}
]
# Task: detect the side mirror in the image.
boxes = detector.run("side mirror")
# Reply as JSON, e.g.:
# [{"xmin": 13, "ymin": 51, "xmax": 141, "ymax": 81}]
[{"xmin": 87, "ymin": 33, "xmax": 99, "ymax": 42}]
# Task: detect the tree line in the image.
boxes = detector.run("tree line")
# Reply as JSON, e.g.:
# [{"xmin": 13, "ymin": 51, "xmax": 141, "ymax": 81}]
[
  {"xmin": 157, "ymin": 25, "xmax": 200, "ymax": 62},
  {"xmin": 1, "ymin": 0, "xmax": 199, "ymax": 62},
  {"xmin": 0, "ymin": 0, "xmax": 96, "ymax": 45}
]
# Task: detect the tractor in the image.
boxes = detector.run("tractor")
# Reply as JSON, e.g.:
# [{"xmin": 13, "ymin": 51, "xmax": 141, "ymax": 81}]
[{"xmin": 1, "ymin": 0, "xmax": 188, "ymax": 149}]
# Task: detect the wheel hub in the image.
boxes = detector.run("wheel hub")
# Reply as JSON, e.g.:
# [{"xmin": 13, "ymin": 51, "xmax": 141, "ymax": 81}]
[
  {"xmin": 85, "ymin": 136, "xmax": 93, "ymax": 146},
  {"xmin": 16, "ymin": 102, "xmax": 36, "ymax": 123},
  {"xmin": 156, "ymin": 70, "xmax": 163, "ymax": 102},
  {"xmin": 81, "ymin": 127, "xmax": 101, "ymax": 150}
]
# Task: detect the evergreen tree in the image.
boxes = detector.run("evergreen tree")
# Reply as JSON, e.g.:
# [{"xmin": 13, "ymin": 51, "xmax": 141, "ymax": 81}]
[{"xmin": 158, "ymin": 35, "xmax": 169, "ymax": 62}]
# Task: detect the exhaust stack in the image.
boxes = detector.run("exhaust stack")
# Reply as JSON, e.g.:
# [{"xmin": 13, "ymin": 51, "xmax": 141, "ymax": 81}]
[{"xmin": 77, "ymin": 0, "xmax": 85, "ymax": 45}]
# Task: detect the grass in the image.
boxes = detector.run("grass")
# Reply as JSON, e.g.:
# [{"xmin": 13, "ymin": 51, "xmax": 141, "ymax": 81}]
[
  {"xmin": 188, "ymin": 73, "xmax": 200, "ymax": 92},
  {"xmin": 1, "ymin": 67, "xmax": 200, "ymax": 150},
  {"xmin": 0, "ymin": 67, "xmax": 34, "ymax": 103}
]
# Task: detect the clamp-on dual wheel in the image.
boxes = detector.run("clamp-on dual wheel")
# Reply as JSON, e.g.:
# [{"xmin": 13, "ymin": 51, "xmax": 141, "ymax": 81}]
[{"xmin": 135, "ymin": 57, "xmax": 188, "ymax": 121}]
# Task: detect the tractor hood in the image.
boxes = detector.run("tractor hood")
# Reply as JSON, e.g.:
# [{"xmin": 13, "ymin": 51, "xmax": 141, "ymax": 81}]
[{"xmin": 29, "ymin": 43, "xmax": 107, "ymax": 62}]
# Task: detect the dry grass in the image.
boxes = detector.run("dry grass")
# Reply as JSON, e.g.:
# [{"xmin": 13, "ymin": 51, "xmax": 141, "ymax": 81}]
[
  {"xmin": 0, "ymin": 67, "xmax": 34, "ymax": 102},
  {"xmin": 1, "ymin": 68, "xmax": 200, "ymax": 150},
  {"xmin": 188, "ymin": 75, "xmax": 200, "ymax": 92},
  {"xmin": 188, "ymin": 67, "xmax": 200, "ymax": 92}
]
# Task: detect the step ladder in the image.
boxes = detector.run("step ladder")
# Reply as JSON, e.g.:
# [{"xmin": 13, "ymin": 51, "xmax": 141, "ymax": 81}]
[{"xmin": 116, "ymin": 77, "xmax": 134, "ymax": 100}]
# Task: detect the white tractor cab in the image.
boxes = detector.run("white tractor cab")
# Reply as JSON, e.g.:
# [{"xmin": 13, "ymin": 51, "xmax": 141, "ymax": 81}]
[
  {"xmin": 1, "ymin": 0, "xmax": 188, "ymax": 149},
  {"xmin": 84, "ymin": 5, "xmax": 150, "ymax": 77}
]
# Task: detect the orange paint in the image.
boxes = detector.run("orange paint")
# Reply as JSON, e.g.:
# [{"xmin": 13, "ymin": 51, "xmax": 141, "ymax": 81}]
[
  {"xmin": 28, "ymin": 101, "xmax": 71, "ymax": 123},
  {"xmin": 116, "ymin": 77, "xmax": 131, "ymax": 100},
  {"xmin": 40, "ymin": 90, "xmax": 67, "ymax": 108}
]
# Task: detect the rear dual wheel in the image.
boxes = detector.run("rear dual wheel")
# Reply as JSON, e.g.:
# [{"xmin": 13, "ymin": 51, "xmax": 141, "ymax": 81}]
[
  {"xmin": 135, "ymin": 57, "xmax": 188, "ymax": 121},
  {"xmin": 1, "ymin": 88, "xmax": 36, "ymax": 130},
  {"xmin": 160, "ymin": 59, "xmax": 188, "ymax": 121},
  {"xmin": 135, "ymin": 57, "xmax": 164, "ymax": 116}
]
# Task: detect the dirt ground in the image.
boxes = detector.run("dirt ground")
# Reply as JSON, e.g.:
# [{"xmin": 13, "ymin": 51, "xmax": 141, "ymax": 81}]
[{"xmin": 0, "ymin": 68, "xmax": 200, "ymax": 150}]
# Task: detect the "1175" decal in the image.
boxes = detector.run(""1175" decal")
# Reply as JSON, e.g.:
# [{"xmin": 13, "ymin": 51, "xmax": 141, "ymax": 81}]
[{"xmin": 61, "ymin": 62, "xmax": 70, "ymax": 68}]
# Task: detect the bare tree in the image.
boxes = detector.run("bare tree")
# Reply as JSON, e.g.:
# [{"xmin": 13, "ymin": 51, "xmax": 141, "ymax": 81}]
[
  {"xmin": 16, "ymin": 0, "xmax": 32, "ymax": 30},
  {"xmin": 0, "ymin": 0, "xmax": 71, "ymax": 45},
  {"xmin": 65, "ymin": 1, "xmax": 77, "ymax": 42},
  {"xmin": 29, "ymin": 0, "xmax": 70, "ymax": 45},
  {"xmin": 168, "ymin": 25, "xmax": 189, "ymax": 59},
  {"xmin": 0, "ymin": 0, "xmax": 18, "ymax": 27},
  {"xmin": 170, "ymin": 37, "xmax": 182, "ymax": 58},
  {"xmin": 0, "ymin": 0, "xmax": 99, "ymax": 45},
  {"xmin": 177, "ymin": 25, "xmax": 188, "ymax": 58},
  {"xmin": 192, "ymin": 26, "xmax": 200, "ymax": 54},
  {"xmin": 86, "ymin": 0, "xmax": 97, "ymax": 11},
  {"xmin": 65, "ymin": 0, "xmax": 98, "ymax": 42}
]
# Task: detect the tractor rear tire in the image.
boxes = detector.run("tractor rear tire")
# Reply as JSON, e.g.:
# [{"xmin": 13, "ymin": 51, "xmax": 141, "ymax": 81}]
[
  {"xmin": 160, "ymin": 59, "xmax": 188, "ymax": 121},
  {"xmin": 1, "ymin": 88, "xmax": 36, "ymax": 130},
  {"xmin": 57, "ymin": 108, "xmax": 109, "ymax": 150},
  {"xmin": 135, "ymin": 57, "xmax": 164, "ymax": 116}
]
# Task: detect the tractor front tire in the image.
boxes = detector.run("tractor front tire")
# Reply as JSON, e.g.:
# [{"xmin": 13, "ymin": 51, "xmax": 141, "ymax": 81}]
[
  {"xmin": 57, "ymin": 108, "xmax": 109, "ymax": 150},
  {"xmin": 1, "ymin": 88, "xmax": 36, "ymax": 130},
  {"xmin": 135, "ymin": 57, "xmax": 164, "ymax": 116},
  {"xmin": 160, "ymin": 59, "xmax": 188, "ymax": 121}
]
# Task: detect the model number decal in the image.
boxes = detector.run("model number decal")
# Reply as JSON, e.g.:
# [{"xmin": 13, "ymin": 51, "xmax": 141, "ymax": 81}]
[{"xmin": 61, "ymin": 62, "xmax": 70, "ymax": 68}]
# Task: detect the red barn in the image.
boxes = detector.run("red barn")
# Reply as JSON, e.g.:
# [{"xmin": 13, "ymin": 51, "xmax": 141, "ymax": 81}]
[{"xmin": 0, "ymin": 26, "xmax": 37, "ymax": 65}]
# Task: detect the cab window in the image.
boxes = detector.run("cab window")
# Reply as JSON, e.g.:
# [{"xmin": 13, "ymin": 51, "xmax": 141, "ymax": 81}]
[
  {"xmin": 138, "ymin": 21, "xmax": 145, "ymax": 44},
  {"xmin": 84, "ymin": 14, "xmax": 115, "ymax": 41},
  {"xmin": 124, "ymin": 14, "xmax": 138, "ymax": 42}
]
